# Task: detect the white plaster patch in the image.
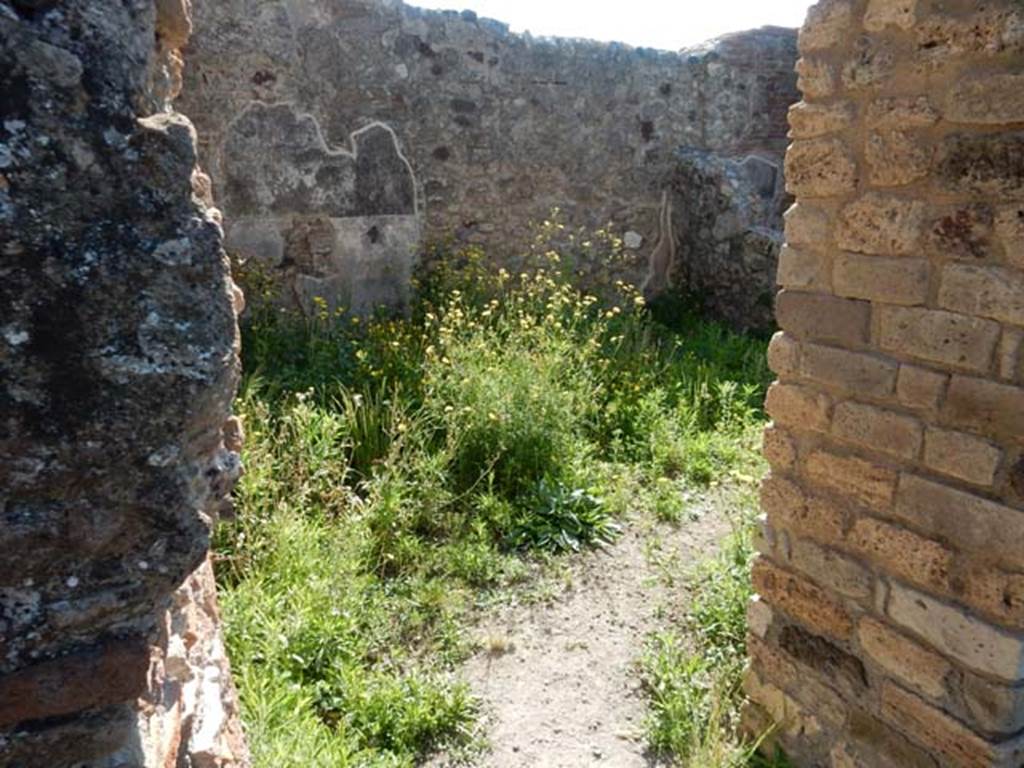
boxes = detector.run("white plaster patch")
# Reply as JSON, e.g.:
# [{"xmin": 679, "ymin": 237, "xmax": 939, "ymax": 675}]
[
  {"xmin": 3, "ymin": 326, "xmax": 29, "ymax": 346},
  {"xmin": 103, "ymin": 127, "xmax": 127, "ymax": 148},
  {"xmin": 153, "ymin": 237, "xmax": 193, "ymax": 266}
]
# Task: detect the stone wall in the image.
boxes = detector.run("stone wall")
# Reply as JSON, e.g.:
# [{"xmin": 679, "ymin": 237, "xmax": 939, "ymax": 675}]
[
  {"xmin": 178, "ymin": 0, "xmax": 798, "ymax": 325},
  {"xmin": 748, "ymin": 0, "xmax": 1024, "ymax": 765},
  {"xmin": 0, "ymin": 1, "xmax": 247, "ymax": 765}
]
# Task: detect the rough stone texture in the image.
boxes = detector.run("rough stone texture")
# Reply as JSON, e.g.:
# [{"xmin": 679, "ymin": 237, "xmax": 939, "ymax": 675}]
[
  {"xmin": 0, "ymin": 1, "xmax": 247, "ymax": 766},
  {"xmin": 666, "ymin": 148, "xmax": 787, "ymax": 330},
  {"xmin": 178, "ymin": 0, "xmax": 799, "ymax": 326},
  {"xmin": 749, "ymin": 1, "xmax": 1024, "ymax": 764}
]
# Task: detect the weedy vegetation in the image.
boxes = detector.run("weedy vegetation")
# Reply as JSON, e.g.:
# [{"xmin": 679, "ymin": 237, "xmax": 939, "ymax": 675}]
[
  {"xmin": 640, "ymin": 495, "xmax": 791, "ymax": 767},
  {"xmin": 219, "ymin": 221, "xmax": 773, "ymax": 766}
]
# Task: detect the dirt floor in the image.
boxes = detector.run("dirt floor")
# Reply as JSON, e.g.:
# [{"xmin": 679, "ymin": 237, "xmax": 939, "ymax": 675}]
[{"xmin": 444, "ymin": 505, "xmax": 731, "ymax": 767}]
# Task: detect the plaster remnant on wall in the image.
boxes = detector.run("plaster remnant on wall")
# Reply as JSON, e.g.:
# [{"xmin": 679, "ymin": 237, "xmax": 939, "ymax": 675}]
[
  {"xmin": 220, "ymin": 101, "xmax": 420, "ymax": 314},
  {"xmin": 179, "ymin": 0, "xmax": 799, "ymax": 328}
]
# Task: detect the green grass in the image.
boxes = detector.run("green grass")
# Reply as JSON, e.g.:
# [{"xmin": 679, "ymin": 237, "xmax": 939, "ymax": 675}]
[
  {"xmin": 219, "ymin": 241, "xmax": 772, "ymax": 766},
  {"xmin": 639, "ymin": 493, "xmax": 791, "ymax": 767}
]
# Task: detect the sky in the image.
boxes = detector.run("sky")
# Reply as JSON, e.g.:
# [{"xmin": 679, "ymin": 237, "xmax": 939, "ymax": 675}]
[{"xmin": 408, "ymin": 0, "xmax": 814, "ymax": 50}]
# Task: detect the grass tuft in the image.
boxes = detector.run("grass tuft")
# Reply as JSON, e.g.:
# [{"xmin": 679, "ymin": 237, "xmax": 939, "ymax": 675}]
[{"xmin": 640, "ymin": 508, "xmax": 791, "ymax": 767}]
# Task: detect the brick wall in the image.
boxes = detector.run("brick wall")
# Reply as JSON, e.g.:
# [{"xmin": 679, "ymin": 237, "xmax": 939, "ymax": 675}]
[{"xmin": 747, "ymin": 0, "xmax": 1024, "ymax": 765}]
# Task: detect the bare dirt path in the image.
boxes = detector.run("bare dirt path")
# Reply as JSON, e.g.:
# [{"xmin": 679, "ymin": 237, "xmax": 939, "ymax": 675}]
[{"xmin": 446, "ymin": 506, "xmax": 731, "ymax": 767}]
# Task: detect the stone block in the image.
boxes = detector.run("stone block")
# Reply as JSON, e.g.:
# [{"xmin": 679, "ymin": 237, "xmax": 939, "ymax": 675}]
[
  {"xmin": 881, "ymin": 682, "xmax": 1005, "ymax": 768},
  {"xmin": 832, "ymin": 401, "xmax": 923, "ymax": 460},
  {"xmin": 939, "ymin": 264, "xmax": 1024, "ymax": 328},
  {"xmin": 858, "ymin": 617, "xmax": 951, "ymax": 700},
  {"xmin": 960, "ymin": 671, "xmax": 1024, "ymax": 736},
  {"xmin": 889, "ymin": 585, "xmax": 1024, "ymax": 682},
  {"xmin": 763, "ymin": 425, "xmax": 797, "ymax": 470},
  {"xmin": 923, "ymin": 427, "xmax": 1002, "ymax": 486},
  {"xmin": 947, "ymin": 75, "xmax": 1024, "ymax": 126},
  {"xmin": 786, "ymin": 139, "xmax": 858, "ymax": 198},
  {"xmin": 845, "ymin": 709, "xmax": 942, "ymax": 768},
  {"xmin": 788, "ymin": 101, "xmax": 855, "ymax": 139},
  {"xmin": 752, "ymin": 558, "xmax": 854, "ymax": 640},
  {"xmin": 837, "ymin": 193, "xmax": 925, "ymax": 256},
  {"xmin": 799, "ymin": 0, "xmax": 854, "ymax": 53},
  {"xmin": 744, "ymin": 670, "xmax": 824, "ymax": 739},
  {"xmin": 761, "ymin": 473, "xmax": 807, "ymax": 518},
  {"xmin": 995, "ymin": 206, "xmax": 1024, "ymax": 268},
  {"xmin": 784, "ymin": 202, "xmax": 833, "ymax": 248},
  {"xmin": 866, "ymin": 131, "xmax": 932, "ymax": 187},
  {"xmin": 896, "ymin": 364, "xmax": 947, "ymax": 411},
  {"xmin": 777, "ymin": 245, "xmax": 830, "ymax": 290},
  {"xmin": 925, "ymin": 204, "xmax": 995, "ymax": 261},
  {"xmin": 790, "ymin": 537, "xmax": 874, "ymax": 600},
  {"xmin": 800, "ymin": 342, "xmax": 898, "ymax": 397},
  {"xmin": 864, "ymin": 0, "xmax": 918, "ymax": 31},
  {"xmin": 745, "ymin": 634, "xmax": 847, "ymax": 729},
  {"xmin": 796, "ymin": 57, "xmax": 837, "ymax": 100},
  {"xmin": 877, "ymin": 306, "xmax": 1000, "ymax": 373},
  {"xmin": 765, "ymin": 382, "xmax": 832, "ymax": 432},
  {"xmin": 896, "ymin": 473, "xmax": 1024, "ymax": 571},
  {"xmin": 944, "ymin": 375, "xmax": 1024, "ymax": 439},
  {"xmin": 937, "ymin": 132, "xmax": 1024, "ymax": 200},
  {"xmin": 776, "ymin": 290, "xmax": 870, "ymax": 346},
  {"xmin": 841, "ymin": 39, "xmax": 895, "ymax": 91},
  {"xmin": 754, "ymin": 513, "xmax": 780, "ymax": 559},
  {"xmin": 768, "ymin": 331, "xmax": 802, "ymax": 377},
  {"xmin": 779, "ymin": 624, "xmax": 868, "ymax": 698},
  {"xmin": 805, "ymin": 449, "xmax": 898, "ymax": 509},
  {"xmin": 835, "ymin": 253, "xmax": 929, "ymax": 306},
  {"xmin": 846, "ymin": 517, "xmax": 952, "ymax": 593},
  {"xmin": 999, "ymin": 329, "xmax": 1023, "ymax": 383},
  {"xmin": 866, "ymin": 96, "xmax": 939, "ymax": 129},
  {"xmin": 0, "ymin": 709, "xmax": 138, "ymax": 768},
  {"xmin": 762, "ymin": 475, "xmax": 847, "ymax": 544},
  {"xmin": 961, "ymin": 566, "xmax": 1024, "ymax": 632},
  {"xmin": 0, "ymin": 637, "xmax": 148, "ymax": 729},
  {"xmin": 748, "ymin": 596, "xmax": 774, "ymax": 639},
  {"xmin": 915, "ymin": 8, "xmax": 1024, "ymax": 61}
]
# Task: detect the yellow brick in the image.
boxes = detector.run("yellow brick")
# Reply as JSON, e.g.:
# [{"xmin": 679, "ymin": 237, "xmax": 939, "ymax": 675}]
[
  {"xmin": 923, "ymin": 427, "xmax": 1002, "ymax": 486},
  {"xmin": 753, "ymin": 558, "xmax": 854, "ymax": 640},
  {"xmin": 834, "ymin": 254, "xmax": 929, "ymax": 306},
  {"xmin": 786, "ymin": 139, "xmax": 858, "ymax": 198},
  {"xmin": 805, "ymin": 449, "xmax": 898, "ymax": 509},
  {"xmin": 858, "ymin": 618, "xmax": 951, "ymax": 700},
  {"xmin": 765, "ymin": 382, "xmax": 831, "ymax": 432},
  {"xmin": 845, "ymin": 517, "xmax": 952, "ymax": 593},
  {"xmin": 832, "ymin": 401, "xmax": 923, "ymax": 460},
  {"xmin": 896, "ymin": 364, "xmax": 947, "ymax": 411},
  {"xmin": 877, "ymin": 306, "xmax": 1000, "ymax": 374},
  {"xmin": 896, "ymin": 473, "xmax": 1024, "ymax": 571},
  {"xmin": 801, "ymin": 342, "xmax": 898, "ymax": 398}
]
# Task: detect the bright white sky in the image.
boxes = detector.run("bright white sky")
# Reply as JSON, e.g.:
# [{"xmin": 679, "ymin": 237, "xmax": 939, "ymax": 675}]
[{"xmin": 409, "ymin": 0, "xmax": 813, "ymax": 50}]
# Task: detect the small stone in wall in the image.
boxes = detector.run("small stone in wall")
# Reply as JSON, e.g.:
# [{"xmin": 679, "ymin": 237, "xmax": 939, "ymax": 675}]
[
  {"xmin": 799, "ymin": 0, "xmax": 853, "ymax": 53},
  {"xmin": 864, "ymin": 0, "xmax": 917, "ymax": 32},
  {"xmin": 866, "ymin": 130, "xmax": 932, "ymax": 187},
  {"xmin": 866, "ymin": 96, "xmax": 939, "ymax": 130},
  {"xmin": 623, "ymin": 231, "xmax": 644, "ymax": 250},
  {"xmin": 796, "ymin": 58, "xmax": 837, "ymax": 100}
]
